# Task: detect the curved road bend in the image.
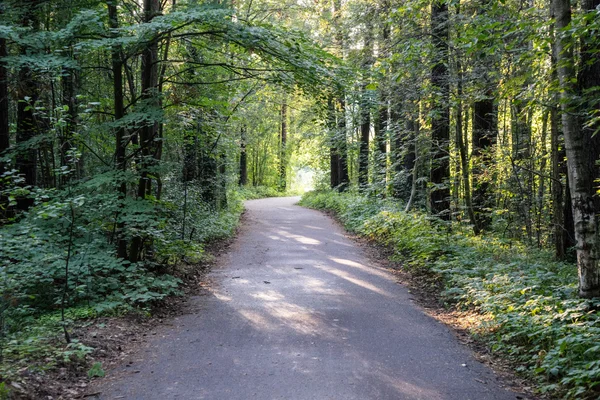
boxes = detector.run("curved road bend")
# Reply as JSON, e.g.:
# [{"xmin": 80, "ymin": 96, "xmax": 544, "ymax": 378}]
[{"xmin": 96, "ymin": 197, "xmax": 523, "ymax": 400}]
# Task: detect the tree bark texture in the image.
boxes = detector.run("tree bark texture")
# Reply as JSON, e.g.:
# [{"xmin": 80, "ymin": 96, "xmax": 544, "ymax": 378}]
[
  {"xmin": 16, "ymin": 0, "xmax": 41, "ymax": 189},
  {"xmin": 130, "ymin": 0, "xmax": 161, "ymax": 262},
  {"xmin": 279, "ymin": 100, "xmax": 287, "ymax": 191},
  {"xmin": 137, "ymin": 0, "xmax": 161, "ymax": 200},
  {"xmin": 0, "ymin": 9, "xmax": 8, "ymax": 161},
  {"xmin": 239, "ymin": 125, "xmax": 247, "ymax": 186},
  {"xmin": 553, "ymin": 0, "xmax": 600, "ymax": 297},
  {"xmin": 472, "ymin": 95, "xmax": 497, "ymax": 230},
  {"xmin": 337, "ymin": 98, "xmax": 349, "ymax": 191},
  {"xmin": 429, "ymin": 0, "xmax": 450, "ymax": 219},
  {"xmin": 108, "ymin": 0, "xmax": 129, "ymax": 260},
  {"xmin": 457, "ymin": 63, "xmax": 478, "ymax": 234},
  {"xmin": 0, "ymin": 2, "xmax": 9, "ymax": 223},
  {"xmin": 328, "ymin": 98, "xmax": 340, "ymax": 189},
  {"xmin": 373, "ymin": 2, "xmax": 389, "ymax": 188}
]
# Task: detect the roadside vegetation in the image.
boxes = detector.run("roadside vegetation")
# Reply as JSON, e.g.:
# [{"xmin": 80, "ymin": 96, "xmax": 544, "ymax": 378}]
[
  {"xmin": 0, "ymin": 182, "xmax": 245, "ymax": 395},
  {"xmin": 301, "ymin": 190, "xmax": 600, "ymax": 400}
]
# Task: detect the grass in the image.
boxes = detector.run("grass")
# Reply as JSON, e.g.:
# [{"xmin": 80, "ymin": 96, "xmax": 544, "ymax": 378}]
[{"xmin": 300, "ymin": 190, "xmax": 600, "ymax": 399}]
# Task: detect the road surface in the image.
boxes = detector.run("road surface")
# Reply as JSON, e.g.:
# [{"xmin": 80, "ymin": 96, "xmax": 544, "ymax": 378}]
[{"xmin": 96, "ymin": 197, "xmax": 522, "ymax": 400}]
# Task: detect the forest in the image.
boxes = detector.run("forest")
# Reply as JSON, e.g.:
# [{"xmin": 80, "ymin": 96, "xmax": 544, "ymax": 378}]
[{"xmin": 1, "ymin": 0, "xmax": 600, "ymax": 398}]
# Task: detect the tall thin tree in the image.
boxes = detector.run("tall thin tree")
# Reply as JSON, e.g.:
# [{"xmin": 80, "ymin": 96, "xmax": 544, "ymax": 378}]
[{"xmin": 429, "ymin": 0, "xmax": 450, "ymax": 219}]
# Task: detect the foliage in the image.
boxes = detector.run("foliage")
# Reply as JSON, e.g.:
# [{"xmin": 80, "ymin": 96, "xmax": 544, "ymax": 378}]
[
  {"xmin": 238, "ymin": 185, "xmax": 287, "ymax": 200},
  {"xmin": 301, "ymin": 190, "xmax": 600, "ymax": 399},
  {"xmin": 0, "ymin": 177, "xmax": 244, "ymax": 383},
  {"xmin": 87, "ymin": 362, "xmax": 105, "ymax": 378}
]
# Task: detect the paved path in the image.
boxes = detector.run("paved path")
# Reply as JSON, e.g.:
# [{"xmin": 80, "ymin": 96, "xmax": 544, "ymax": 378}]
[{"xmin": 96, "ymin": 197, "xmax": 521, "ymax": 400}]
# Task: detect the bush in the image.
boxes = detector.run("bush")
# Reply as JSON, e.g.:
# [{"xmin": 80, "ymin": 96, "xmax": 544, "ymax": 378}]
[
  {"xmin": 238, "ymin": 185, "xmax": 286, "ymax": 200},
  {"xmin": 0, "ymin": 176, "xmax": 245, "ymax": 381},
  {"xmin": 301, "ymin": 190, "xmax": 600, "ymax": 399}
]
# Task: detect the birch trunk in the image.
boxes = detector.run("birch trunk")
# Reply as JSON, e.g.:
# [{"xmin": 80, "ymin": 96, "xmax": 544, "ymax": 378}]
[{"xmin": 552, "ymin": 0, "xmax": 600, "ymax": 297}]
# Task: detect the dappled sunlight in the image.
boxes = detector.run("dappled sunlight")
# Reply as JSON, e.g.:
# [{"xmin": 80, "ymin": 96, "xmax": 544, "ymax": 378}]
[
  {"xmin": 238, "ymin": 309, "xmax": 277, "ymax": 332},
  {"xmin": 294, "ymin": 236, "xmax": 321, "ymax": 245},
  {"xmin": 275, "ymin": 229, "xmax": 322, "ymax": 245},
  {"xmin": 235, "ymin": 295, "xmax": 339, "ymax": 338},
  {"xmin": 303, "ymin": 225, "xmax": 324, "ymax": 230},
  {"xmin": 314, "ymin": 265, "xmax": 393, "ymax": 297},
  {"xmin": 264, "ymin": 301, "xmax": 332, "ymax": 337},
  {"xmin": 330, "ymin": 257, "xmax": 394, "ymax": 280},
  {"xmin": 266, "ymin": 234, "xmax": 288, "ymax": 242},
  {"xmin": 300, "ymin": 276, "xmax": 347, "ymax": 296},
  {"xmin": 251, "ymin": 290, "xmax": 285, "ymax": 301}
]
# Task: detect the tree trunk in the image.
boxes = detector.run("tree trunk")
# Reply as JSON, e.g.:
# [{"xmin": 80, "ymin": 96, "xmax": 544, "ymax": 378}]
[
  {"xmin": 472, "ymin": 94, "xmax": 497, "ymax": 229},
  {"xmin": 129, "ymin": 0, "xmax": 161, "ymax": 262},
  {"xmin": 563, "ymin": 172, "xmax": 576, "ymax": 256},
  {"xmin": 358, "ymin": 94, "xmax": 370, "ymax": 190},
  {"xmin": 373, "ymin": 2, "xmax": 390, "ymax": 192},
  {"xmin": 511, "ymin": 100, "xmax": 534, "ymax": 242},
  {"xmin": 358, "ymin": 15, "xmax": 373, "ymax": 190},
  {"xmin": 136, "ymin": 0, "xmax": 160, "ymax": 200},
  {"xmin": 471, "ymin": 0, "xmax": 498, "ymax": 230},
  {"xmin": 332, "ymin": 0, "xmax": 348, "ymax": 191},
  {"xmin": 405, "ymin": 114, "xmax": 420, "ymax": 213},
  {"xmin": 536, "ymin": 110, "xmax": 549, "ymax": 248},
  {"xmin": 578, "ymin": 0, "xmax": 600, "ymax": 222},
  {"xmin": 389, "ymin": 99, "xmax": 402, "ymax": 198},
  {"xmin": 279, "ymin": 100, "xmax": 287, "ymax": 191},
  {"xmin": 553, "ymin": 0, "xmax": 600, "ymax": 297},
  {"xmin": 337, "ymin": 98, "xmax": 349, "ymax": 191},
  {"xmin": 108, "ymin": 0, "xmax": 129, "ymax": 260},
  {"xmin": 430, "ymin": 0, "xmax": 450, "ymax": 219},
  {"xmin": 60, "ymin": 53, "xmax": 79, "ymax": 185},
  {"xmin": 0, "ymin": 11, "xmax": 8, "ymax": 161},
  {"xmin": 328, "ymin": 98, "xmax": 340, "ymax": 189},
  {"xmin": 239, "ymin": 125, "xmax": 247, "ymax": 186},
  {"xmin": 0, "ymin": 7, "xmax": 9, "ymax": 223},
  {"xmin": 183, "ymin": 133, "xmax": 198, "ymax": 182},
  {"xmin": 457, "ymin": 62, "xmax": 478, "ymax": 234},
  {"xmin": 16, "ymin": 0, "xmax": 41, "ymax": 191},
  {"xmin": 551, "ymin": 104, "xmax": 565, "ymax": 259}
]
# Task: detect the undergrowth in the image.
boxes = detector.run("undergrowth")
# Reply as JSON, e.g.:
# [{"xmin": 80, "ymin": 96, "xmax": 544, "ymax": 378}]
[
  {"xmin": 0, "ymin": 177, "xmax": 245, "ymax": 394},
  {"xmin": 300, "ymin": 190, "xmax": 600, "ymax": 399},
  {"xmin": 237, "ymin": 185, "xmax": 295, "ymax": 199}
]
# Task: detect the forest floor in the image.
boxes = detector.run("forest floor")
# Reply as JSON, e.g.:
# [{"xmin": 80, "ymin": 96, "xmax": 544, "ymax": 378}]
[
  {"xmin": 19, "ymin": 236, "xmax": 235, "ymax": 400},
  {"xmin": 79, "ymin": 197, "xmax": 527, "ymax": 400}
]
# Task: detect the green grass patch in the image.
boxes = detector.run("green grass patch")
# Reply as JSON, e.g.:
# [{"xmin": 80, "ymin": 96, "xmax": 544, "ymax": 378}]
[{"xmin": 300, "ymin": 190, "xmax": 600, "ymax": 399}]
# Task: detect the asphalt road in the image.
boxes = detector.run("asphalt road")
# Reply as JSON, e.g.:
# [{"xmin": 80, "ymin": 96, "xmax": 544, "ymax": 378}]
[{"xmin": 96, "ymin": 197, "xmax": 522, "ymax": 400}]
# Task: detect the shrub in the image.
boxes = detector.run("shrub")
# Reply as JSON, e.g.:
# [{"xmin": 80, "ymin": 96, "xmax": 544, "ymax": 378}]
[{"xmin": 0, "ymin": 176, "xmax": 244, "ymax": 380}]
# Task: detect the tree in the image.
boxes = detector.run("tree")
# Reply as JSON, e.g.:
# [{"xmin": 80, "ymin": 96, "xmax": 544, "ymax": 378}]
[
  {"xmin": 0, "ymin": 0, "xmax": 8, "ymax": 166},
  {"xmin": 279, "ymin": 99, "xmax": 288, "ymax": 191},
  {"xmin": 429, "ymin": 0, "xmax": 450, "ymax": 219},
  {"xmin": 552, "ymin": 0, "xmax": 600, "ymax": 297}
]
